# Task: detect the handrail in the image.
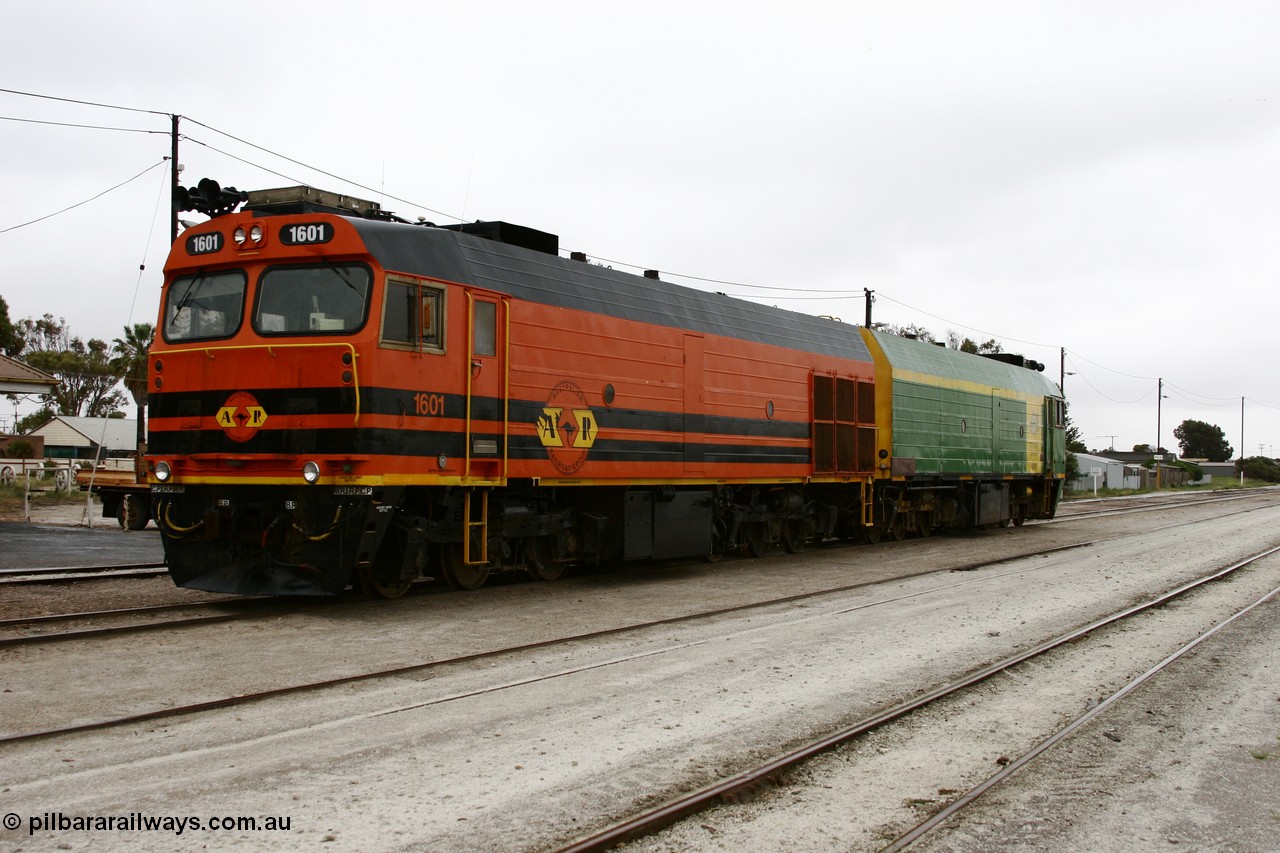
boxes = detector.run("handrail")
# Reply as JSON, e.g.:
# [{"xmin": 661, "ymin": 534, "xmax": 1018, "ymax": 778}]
[{"xmin": 151, "ymin": 342, "xmax": 362, "ymax": 426}]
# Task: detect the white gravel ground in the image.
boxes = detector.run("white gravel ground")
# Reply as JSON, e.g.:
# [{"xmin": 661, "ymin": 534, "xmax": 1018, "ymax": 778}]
[{"xmin": 2, "ymin": 490, "xmax": 1278, "ymax": 852}]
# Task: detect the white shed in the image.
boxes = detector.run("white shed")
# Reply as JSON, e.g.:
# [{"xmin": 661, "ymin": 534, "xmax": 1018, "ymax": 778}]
[
  {"xmin": 1068, "ymin": 453, "xmax": 1127, "ymax": 492},
  {"xmin": 26, "ymin": 416, "xmax": 139, "ymax": 459}
]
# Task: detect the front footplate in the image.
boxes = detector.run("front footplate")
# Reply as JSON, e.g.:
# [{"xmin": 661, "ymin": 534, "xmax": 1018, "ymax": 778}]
[{"xmin": 156, "ymin": 489, "xmax": 370, "ymax": 596}]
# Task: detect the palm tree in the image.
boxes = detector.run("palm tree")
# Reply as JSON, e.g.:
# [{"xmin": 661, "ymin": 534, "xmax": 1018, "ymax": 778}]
[{"xmin": 110, "ymin": 323, "xmax": 155, "ymax": 451}]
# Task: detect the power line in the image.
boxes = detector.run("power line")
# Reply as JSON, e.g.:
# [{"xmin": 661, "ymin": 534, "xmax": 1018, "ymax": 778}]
[
  {"xmin": 0, "ymin": 159, "xmax": 168, "ymax": 234},
  {"xmin": 0, "ymin": 87, "xmax": 169, "ymax": 118},
  {"xmin": 183, "ymin": 117, "xmax": 458, "ymax": 222},
  {"xmin": 873, "ymin": 291, "xmax": 1053, "ymax": 350},
  {"xmin": 4, "ymin": 89, "xmax": 1275, "ymax": 423},
  {"xmin": 1163, "ymin": 381, "xmax": 1245, "ymax": 406},
  {"xmin": 181, "ymin": 135, "xmax": 310, "ymax": 188},
  {"xmin": 1057, "ymin": 362, "xmax": 1155, "ymax": 405},
  {"xmin": 1062, "ymin": 350, "xmax": 1156, "ymax": 382},
  {"xmin": 0, "ymin": 114, "xmax": 164, "ymax": 135}
]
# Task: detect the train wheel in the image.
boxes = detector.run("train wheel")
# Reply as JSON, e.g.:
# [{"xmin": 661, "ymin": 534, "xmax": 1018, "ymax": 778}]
[
  {"xmin": 862, "ymin": 525, "xmax": 883, "ymax": 545},
  {"xmin": 890, "ymin": 514, "xmax": 907, "ymax": 541},
  {"xmin": 524, "ymin": 536, "xmax": 565, "ymax": 581},
  {"xmin": 443, "ymin": 543, "xmax": 491, "ymax": 590},
  {"xmin": 361, "ymin": 568, "xmax": 413, "ymax": 599},
  {"xmin": 916, "ymin": 511, "xmax": 933, "ymax": 538},
  {"xmin": 782, "ymin": 519, "xmax": 806, "ymax": 554}
]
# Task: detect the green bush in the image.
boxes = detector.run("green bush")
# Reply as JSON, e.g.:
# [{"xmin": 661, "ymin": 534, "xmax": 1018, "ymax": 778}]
[
  {"xmin": 1241, "ymin": 456, "xmax": 1280, "ymax": 483},
  {"xmin": 5, "ymin": 439, "xmax": 33, "ymax": 458}
]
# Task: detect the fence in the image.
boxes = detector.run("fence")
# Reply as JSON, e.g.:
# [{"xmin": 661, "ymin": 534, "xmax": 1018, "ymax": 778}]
[{"xmin": 0, "ymin": 458, "xmax": 80, "ymax": 491}]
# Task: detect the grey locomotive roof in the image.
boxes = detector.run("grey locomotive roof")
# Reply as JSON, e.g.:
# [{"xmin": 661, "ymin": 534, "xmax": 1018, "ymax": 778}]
[
  {"xmin": 350, "ymin": 218, "xmax": 872, "ymax": 364},
  {"xmin": 866, "ymin": 328, "xmax": 1063, "ymax": 399}
]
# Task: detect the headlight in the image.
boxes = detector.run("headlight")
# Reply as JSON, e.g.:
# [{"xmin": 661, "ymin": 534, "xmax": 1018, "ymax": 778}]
[
  {"xmin": 302, "ymin": 461, "xmax": 321, "ymax": 484},
  {"xmin": 154, "ymin": 461, "xmax": 171, "ymax": 482},
  {"xmin": 234, "ymin": 224, "xmax": 265, "ymax": 246}
]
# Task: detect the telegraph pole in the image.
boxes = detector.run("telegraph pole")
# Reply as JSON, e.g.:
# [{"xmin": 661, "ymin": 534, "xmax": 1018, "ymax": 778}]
[
  {"xmin": 169, "ymin": 114, "xmax": 180, "ymax": 243},
  {"xmin": 864, "ymin": 288, "xmax": 874, "ymax": 327},
  {"xmin": 1156, "ymin": 377, "xmax": 1164, "ymax": 488}
]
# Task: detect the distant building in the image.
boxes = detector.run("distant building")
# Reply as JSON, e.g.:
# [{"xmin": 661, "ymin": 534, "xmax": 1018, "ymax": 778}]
[
  {"xmin": 1069, "ymin": 453, "xmax": 1131, "ymax": 491},
  {"xmin": 24, "ymin": 416, "xmax": 139, "ymax": 460},
  {"xmin": 1071, "ymin": 448, "xmax": 1202, "ymax": 491},
  {"xmin": 1089, "ymin": 449, "xmax": 1175, "ymax": 465},
  {"xmin": 0, "ymin": 354, "xmax": 57, "ymax": 398},
  {"xmin": 1183, "ymin": 460, "xmax": 1237, "ymax": 480}
]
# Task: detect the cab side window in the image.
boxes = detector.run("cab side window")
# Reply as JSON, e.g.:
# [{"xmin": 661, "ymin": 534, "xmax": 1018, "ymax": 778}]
[
  {"xmin": 382, "ymin": 277, "xmax": 445, "ymax": 353},
  {"xmin": 472, "ymin": 300, "xmax": 496, "ymax": 357}
]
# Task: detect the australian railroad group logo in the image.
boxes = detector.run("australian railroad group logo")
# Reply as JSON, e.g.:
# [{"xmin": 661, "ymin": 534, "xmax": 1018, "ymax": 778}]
[
  {"xmin": 535, "ymin": 381, "xmax": 598, "ymax": 475},
  {"xmin": 215, "ymin": 391, "xmax": 268, "ymax": 443}
]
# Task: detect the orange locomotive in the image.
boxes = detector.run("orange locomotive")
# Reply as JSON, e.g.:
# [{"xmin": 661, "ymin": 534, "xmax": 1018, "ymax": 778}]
[
  {"xmin": 149, "ymin": 185, "xmax": 880, "ymax": 596},
  {"xmin": 148, "ymin": 183, "xmax": 1062, "ymax": 597}
]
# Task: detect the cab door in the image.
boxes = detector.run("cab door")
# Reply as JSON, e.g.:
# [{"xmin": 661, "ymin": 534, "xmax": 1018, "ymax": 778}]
[{"xmin": 464, "ymin": 291, "xmax": 508, "ymax": 483}]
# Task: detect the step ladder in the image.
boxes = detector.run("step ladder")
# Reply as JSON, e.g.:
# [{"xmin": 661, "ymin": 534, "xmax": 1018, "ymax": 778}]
[{"xmin": 462, "ymin": 489, "xmax": 489, "ymax": 566}]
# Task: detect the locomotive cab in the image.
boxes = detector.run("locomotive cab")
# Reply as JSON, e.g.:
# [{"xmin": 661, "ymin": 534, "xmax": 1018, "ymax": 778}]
[{"xmin": 149, "ymin": 189, "xmax": 491, "ymax": 595}]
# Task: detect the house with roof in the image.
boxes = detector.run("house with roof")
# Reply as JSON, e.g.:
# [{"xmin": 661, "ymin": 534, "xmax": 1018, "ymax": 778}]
[
  {"xmin": 24, "ymin": 416, "xmax": 139, "ymax": 459},
  {"xmin": 0, "ymin": 353, "xmax": 57, "ymax": 398},
  {"xmin": 1, "ymin": 354, "xmax": 58, "ymax": 454}
]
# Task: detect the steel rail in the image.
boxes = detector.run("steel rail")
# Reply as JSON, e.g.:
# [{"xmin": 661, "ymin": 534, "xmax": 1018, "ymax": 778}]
[
  {"xmin": 3, "ymin": 502, "xmax": 1275, "ymax": 748},
  {"xmin": 883, "ymin": 559, "xmax": 1280, "ymax": 851},
  {"xmin": 0, "ymin": 597, "xmax": 244, "ymax": 628},
  {"xmin": 553, "ymin": 542, "xmax": 1280, "ymax": 853},
  {"xmin": 0, "ymin": 562, "xmax": 165, "ymax": 577},
  {"xmin": 0, "ymin": 539, "xmax": 1101, "ymax": 748}
]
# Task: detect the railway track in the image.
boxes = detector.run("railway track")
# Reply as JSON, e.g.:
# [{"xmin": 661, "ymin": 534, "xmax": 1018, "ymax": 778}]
[
  {"xmin": 1, "ymin": 490, "xmax": 1272, "ymax": 649},
  {"xmin": 2, "ymin": 496, "xmax": 1273, "ymax": 748},
  {"xmin": 0, "ymin": 541, "xmax": 1088, "ymax": 745},
  {"xmin": 0, "ymin": 596, "xmax": 307, "ymax": 648},
  {"xmin": 1050, "ymin": 487, "xmax": 1272, "ymax": 522},
  {"xmin": 4, "ymin": 494, "xmax": 1278, "ymax": 848},
  {"xmin": 0, "ymin": 488, "xmax": 1264, "ymax": 596},
  {"xmin": 554, "ymin": 542, "xmax": 1280, "ymax": 852},
  {"xmin": 0, "ymin": 561, "xmax": 167, "ymax": 585},
  {"xmin": 882, "ymin": 579, "xmax": 1280, "ymax": 850}
]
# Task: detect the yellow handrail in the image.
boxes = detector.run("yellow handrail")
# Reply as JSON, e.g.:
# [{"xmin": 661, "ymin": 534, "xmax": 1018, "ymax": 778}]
[{"xmin": 152, "ymin": 342, "xmax": 362, "ymax": 426}]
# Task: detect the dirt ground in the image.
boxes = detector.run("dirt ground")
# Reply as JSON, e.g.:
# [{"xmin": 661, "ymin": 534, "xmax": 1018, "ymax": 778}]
[
  {"xmin": 2, "ymin": 492, "xmax": 1278, "ymax": 851},
  {"xmin": 0, "ymin": 492, "xmax": 120, "ymax": 527}
]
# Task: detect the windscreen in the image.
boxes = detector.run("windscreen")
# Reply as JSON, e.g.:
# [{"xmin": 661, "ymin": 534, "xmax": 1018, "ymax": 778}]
[
  {"xmin": 163, "ymin": 270, "xmax": 247, "ymax": 342},
  {"xmin": 254, "ymin": 264, "xmax": 371, "ymax": 335}
]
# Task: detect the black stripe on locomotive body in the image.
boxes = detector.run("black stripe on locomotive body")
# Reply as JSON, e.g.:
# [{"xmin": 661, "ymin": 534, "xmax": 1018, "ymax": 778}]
[
  {"xmin": 153, "ymin": 387, "xmax": 812, "ymax": 436},
  {"xmin": 150, "ymin": 386, "xmax": 811, "ymax": 455},
  {"xmin": 153, "ymin": 428, "xmax": 809, "ymax": 467},
  {"xmin": 349, "ymin": 219, "xmax": 875, "ymax": 366},
  {"xmin": 150, "ymin": 392, "xmax": 811, "ymax": 467}
]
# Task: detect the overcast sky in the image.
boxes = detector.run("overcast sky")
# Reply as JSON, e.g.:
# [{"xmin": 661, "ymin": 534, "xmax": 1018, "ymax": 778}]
[{"xmin": 2, "ymin": 2, "xmax": 1277, "ymax": 456}]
